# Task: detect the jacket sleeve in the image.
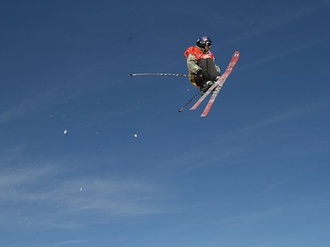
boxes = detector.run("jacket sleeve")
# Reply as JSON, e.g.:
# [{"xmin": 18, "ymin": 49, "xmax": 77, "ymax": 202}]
[
  {"xmin": 215, "ymin": 64, "xmax": 221, "ymax": 74},
  {"xmin": 186, "ymin": 54, "xmax": 202, "ymax": 74}
]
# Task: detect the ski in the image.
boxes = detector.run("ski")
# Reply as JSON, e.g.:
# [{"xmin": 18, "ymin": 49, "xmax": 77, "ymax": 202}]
[
  {"xmin": 201, "ymin": 84, "xmax": 222, "ymax": 117},
  {"xmin": 190, "ymin": 51, "xmax": 240, "ymax": 116},
  {"xmin": 189, "ymin": 78, "xmax": 223, "ymax": 111}
]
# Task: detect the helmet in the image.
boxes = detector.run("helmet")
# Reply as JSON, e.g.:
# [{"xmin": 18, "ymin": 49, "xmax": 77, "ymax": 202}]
[{"xmin": 196, "ymin": 36, "xmax": 212, "ymax": 48}]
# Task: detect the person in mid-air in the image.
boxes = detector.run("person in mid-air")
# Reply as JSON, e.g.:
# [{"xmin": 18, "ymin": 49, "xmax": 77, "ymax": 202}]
[{"xmin": 184, "ymin": 36, "xmax": 221, "ymax": 93}]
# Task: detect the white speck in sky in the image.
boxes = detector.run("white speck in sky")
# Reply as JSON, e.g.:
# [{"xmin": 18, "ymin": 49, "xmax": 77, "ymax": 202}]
[
  {"xmin": 64, "ymin": 130, "xmax": 68, "ymax": 134},
  {"xmin": 134, "ymin": 133, "xmax": 138, "ymax": 138}
]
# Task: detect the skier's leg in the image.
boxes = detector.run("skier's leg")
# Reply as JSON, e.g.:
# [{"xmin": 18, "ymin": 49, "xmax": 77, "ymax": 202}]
[
  {"xmin": 205, "ymin": 58, "xmax": 219, "ymax": 81},
  {"xmin": 197, "ymin": 58, "xmax": 219, "ymax": 81},
  {"xmin": 197, "ymin": 59, "xmax": 208, "ymax": 80}
]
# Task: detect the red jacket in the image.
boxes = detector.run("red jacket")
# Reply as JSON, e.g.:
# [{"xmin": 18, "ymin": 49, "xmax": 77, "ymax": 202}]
[{"xmin": 184, "ymin": 46, "xmax": 215, "ymax": 60}]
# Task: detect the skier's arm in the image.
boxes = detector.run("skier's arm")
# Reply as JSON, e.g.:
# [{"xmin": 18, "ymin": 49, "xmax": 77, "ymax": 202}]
[
  {"xmin": 215, "ymin": 64, "xmax": 221, "ymax": 75},
  {"xmin": 213, "ymin": 57, "xmax": 221, "ymax": 75},
  {"xmin": 186, "ymin": 54, "xmax": 202, "ymax": 74}
]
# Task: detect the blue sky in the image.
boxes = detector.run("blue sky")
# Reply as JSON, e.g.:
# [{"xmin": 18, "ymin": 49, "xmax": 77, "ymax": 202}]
[{"xmin": 1, "ymin": 0, "xmax": 330, "ymax": 246}]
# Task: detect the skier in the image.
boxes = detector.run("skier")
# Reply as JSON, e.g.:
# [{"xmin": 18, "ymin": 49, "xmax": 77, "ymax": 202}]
[{"xmin": 184, "ymin": 36, "xmax": 221, "ymax": 93}]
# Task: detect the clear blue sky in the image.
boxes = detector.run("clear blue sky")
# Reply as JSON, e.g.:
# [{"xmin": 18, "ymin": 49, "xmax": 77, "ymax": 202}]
[{"xmin": 1, "ymin": 0, "xmax": 330, "ymax": 246}]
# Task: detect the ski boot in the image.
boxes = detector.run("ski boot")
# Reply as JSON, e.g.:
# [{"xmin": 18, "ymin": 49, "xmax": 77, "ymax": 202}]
[{"xmin": 200, "ymin": 81, "xmax": 214, "ymax": 94}]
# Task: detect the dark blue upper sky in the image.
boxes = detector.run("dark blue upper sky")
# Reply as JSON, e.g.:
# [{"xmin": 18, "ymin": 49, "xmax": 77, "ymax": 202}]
[{"xmin": 1, "ymin": 1, "xmax": 330, "ymax": 247}]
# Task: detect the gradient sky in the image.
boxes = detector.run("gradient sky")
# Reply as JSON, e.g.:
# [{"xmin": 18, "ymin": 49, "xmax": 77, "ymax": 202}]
[{"xmin": 1, "ymin": 1, "xmax": 330, "ymax": 247}]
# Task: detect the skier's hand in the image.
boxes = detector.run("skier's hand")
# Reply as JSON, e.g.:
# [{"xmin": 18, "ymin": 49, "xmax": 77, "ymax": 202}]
[{"xmin": 196, "ymin": 70, "xmax": 204, "ymax": 81}]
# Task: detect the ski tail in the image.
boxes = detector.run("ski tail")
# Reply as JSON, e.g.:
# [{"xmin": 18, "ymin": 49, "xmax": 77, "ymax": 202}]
[
  {"xmin": 189, "ymin": 81, "xmax": 219, "ymax": 110},
  {"xmin": 200, "ymin": 85, "xmax": 222, "ymax": 117},
  {"xmin": 178, "ymin": 91, "xmax": 202, "ymax": 112}
]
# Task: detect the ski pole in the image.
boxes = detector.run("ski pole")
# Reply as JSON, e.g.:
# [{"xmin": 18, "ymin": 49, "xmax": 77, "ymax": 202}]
[
  {"xmin": 129, "ymin": 73, "xmax": 189, "ymax": 77},
  {"xmin": 178, "ymin": 91, "xmax": 201, "ymax": 113}
]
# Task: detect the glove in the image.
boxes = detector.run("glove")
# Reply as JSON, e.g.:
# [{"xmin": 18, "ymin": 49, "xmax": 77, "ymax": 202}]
[{"xmin": 196, "ymin": 70, "xmax": 204, "ymax": 82}]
